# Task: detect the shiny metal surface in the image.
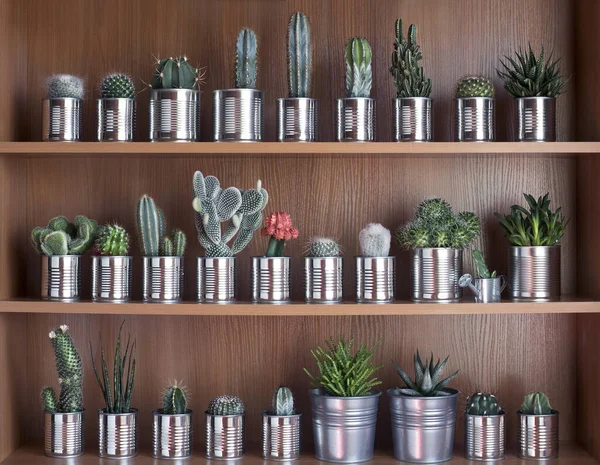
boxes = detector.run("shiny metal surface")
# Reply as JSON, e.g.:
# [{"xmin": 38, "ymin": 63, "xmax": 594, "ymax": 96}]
[
  {"xmin": 149, "ymin": 89, "xmax": 200, "ymax": 142},
  {"xmin": 213, "ymin": 89, "xmax": 264, "ymax": 142},
  {"xmin": 91, "ymin": 255, "xmax": 132, "ymax": 303},
  {"xmin": 517, "ymin": 97, "xmax": 556, "ymax": 142},
  {"xmin": 336, "ymin": 98, "xmax": 376, "ymax": 142},
  {"xmin": 393, "ymin": 97, "xmax": 433, "ymax": 142},
  {"xmin": 464, "ymin": 412, "xmax": 505, "ymax": 461},
  {"xmin": 44, "ymin": 410, "xmax": 85, "ymax": 458},
  {"xmin": 205, "ymin": 413, "xmax": 244, "ymax": 460},
  {"xmin": 460, "ymin": 274, "xmax": 506, "ymax": 303},
  {"xmin": 252, "ymin": 257, "xmax": 291, "ymax": 304},
  {"xmin": 98, "ymin": 409, "xmax": 138, "ymax": 459},
  {"xmin": 197, "ymin": 257, "xmax": 236, "ymax": 303},
  {"xmin": 41, "ymin": 255, "xmax": 81, "ymax": 301},
  {"xmin": 304, "ymin": 257, "xmax": 343, "ymax": 304},
  {"xmin": 97, "ymin": 98, "xmax": 135, "ymax": 142},
  {"xmin": 355, "ymin": 256, "xmax": 396, "ymax": 303},
  {"xmin": 509, "ymin": 246, "xmax": 560, "ymax": 302},
  {"xmin": 42, "ymin": 98, "xmax": 82, "ymax": 141},
  {"xmin": 519, "ymin": 412, "xmax": 559, "ymax": 460},
  {"xmin": 142, "ymin": 256, "xmax": 184, "ymax": 303},
  {"xmin": 456, "ymin": 97, "xmax": 494, "ymax": 142},
  {"xmin": 152, "ymin": 409, "xmax": 193, "ymax": 459},
  {"xmin": 277, "ymin": 98, "xmax": 317, "ymax": 142},
  {"xmin": 411, "ymin": 248, "xmax": 462, "ymax": 302},
  {"xmin": 261, "ymin": 411, "xmax": 301, "ymax": 461}
]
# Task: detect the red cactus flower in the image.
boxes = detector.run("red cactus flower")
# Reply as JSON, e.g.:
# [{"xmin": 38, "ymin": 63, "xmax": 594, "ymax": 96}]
[{"xmin": 261, "ymin": 212, "xmax": 299, "ymax": 241}]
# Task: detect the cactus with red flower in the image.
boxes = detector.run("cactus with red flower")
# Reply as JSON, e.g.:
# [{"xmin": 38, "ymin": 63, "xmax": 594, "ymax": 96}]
[{"xmin": 262, "ymin": 212, "xmax": 299, "ymax": 257}]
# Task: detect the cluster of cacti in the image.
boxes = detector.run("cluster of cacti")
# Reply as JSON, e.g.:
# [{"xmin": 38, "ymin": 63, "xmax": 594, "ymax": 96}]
[
  {"xmin": 235, "ymin": 29, "xmax": 258, "ymax": 89},
  {"xmin": 137, "ymin": 195, "xmax": 187, "ymax": 257},
  {"xmin": 455, "ymin": 76, "xmax": 494, "ymax": 98},
  {"xmin": 271, "ymin": 386, "xmax": 295, "ymax": 416},
  {"xmin": 262, "ymin": 212, "xmax": 299, "ymax": 257},
  {"xmin": 31, "ymin": 215, "xmax": 98, "ymax": 256},
  {"xmin": 94, "ymin": 224, "xmax": 130, "ymax": 256},
  {"xmin": 345, "ymin": 38, "xmax": 372, "ymax": 98},
  {"xmin": 466, "ymin": 392, "xmax": 502, "ymax": 415},
  {"xmin": 207, "ymin": 395, "xmax": 245, "ymax": 415},
  {"xmin": 390, "ymin": 19, "xmax": 431, "ymax": 98},
  {"xmin": 41, "ymin": 325, "xmax": 83, "ymax": 413},
  {"xmin": 305, "ymin": 237, "xmax": 341, "ymax": 257},
  {"xmin": 46, "ymin": 74, "xmax": 85, "ymax": 99},
  {"xmin": 392, "ymin": 350, "xmax": 459, "ymax": 397},
  {"xmin": 287, "ymin": 12, "xmax": 311, "ymax": 98},
  {"xmin": 101, "ymin": 73, "xmax": 135, "ymax": 99},
  {"xmin": 151, "ymin": 56, "xmax": 204, "ymax": 90},
  {"xmin": 162, "ymin": 382, "xmax": 188, "ymax": 414},
  {"xmin": 471, "ymin": 249, "xmax": 496, "ymax": 279},
  {"xmin": 520, "ymin": 392, "xmax": 554, "ymax": 415},
  {"xmin": 359, "ymin": 223, "xmax": 391, "ymax": 257}
]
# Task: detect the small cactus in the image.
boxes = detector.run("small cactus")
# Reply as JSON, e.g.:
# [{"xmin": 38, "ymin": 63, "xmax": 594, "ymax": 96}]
[
  {"xmin": 101, "ymin": 73, "xmax": 135, "ymax": 98},
  {"xmin": 521, "ymin": 392, "xmax": 554, "ymax": 415},
  {"xmin": 456, "ymin": 76, "xmax": 494, "ymax": 98},
  {"xmin": 163, "ymin": 383, "xmax": 188, "ymax": 414},
  {"xmin": 207, "ymin": 395, "xmax": 245, "ymax": 415},
  {"xmin": 46, "ymin": 74, "xmax": 85, "ymax": 99},
  {"xmin": 359, "ymin": 223, "xmax": 391, "ymax": 257},
  {"xmin": 31, "ymin": 216, "xmax": 98, "ymax": 256},
  {"xmin": 471, "ymin": 250, "xmax": 496, "ymax": 279},
  {"xmin": 94, "ymin": 224, "xmax": 129, "ymax": 256},
  {"xmin": 271, "ymin": 386, "xmax": 295, "ymax": 416},
  {"xmin": 466, "ymin": 392, "xmax": 502, "ymax": 415},
  {"xmin": 235, "ymin": 29, "xmax": 258, "ymax": 89},
  {"xmin": 137, "ymin": 195, "xmax": 186, "ymax": 257},
  {"xmin": 305, "ymin": 237, "xmax": 341, "ymax": 257},
  {"xmin": 151, "ymin": 56, "xmax": 202, "ymax": 90},
  {"xmin": 345, "ymin": 38, "xmax": 372, "ymax": 98},
  {"xmin": 287, "ymin": 12, "xmax": 311, "ymax": 98}
]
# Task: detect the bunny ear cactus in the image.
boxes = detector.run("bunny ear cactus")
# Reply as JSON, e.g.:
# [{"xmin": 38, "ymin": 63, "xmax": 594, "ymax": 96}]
[
  {"xmin": 163, "ymin": 383, "xmax": 188, "ymax": 414},
  {"xmin": 32, "ymin": 215, "xmax": 98, "ymax": 256},
  {"xmin": 345, "ymin": 38, "xmax": 372, "ymax": 98},
  {"xmin": 466, "ymin": 392, "xmax": 502, "ymax": 415},
  {"xmin": 359, "ymin": 223, "xmax": 391, "ymax": 257},
  {"xmin": 271, "ymin": 386, "xmax": 295, "ymax": 416},
  {"xmin": 392, "ymin": 350, "xmax": 459, "ymax": 397},
  {"xmin": 101, "ymin": 73, "xmax": 135, "ymax": 98},
  {"xmin": 288, "ymin": 12, "xmax": 311, "ymax": 98},
  {"xmin": 94, "ymin": 224, "xmax": 130, "ymax": 256},
  {"xmin": 520, "ymin": 392, "xmax": 554, "ymax": 415},
  {"xmin": 235, "ymin": 29, "xmax": 258, "ymax": 89},
  {"xmin": 305, "ymin": 237, "xmax": 341, "ymax": 257},
  {"xmin": 151, "ymin": 56, "xmax": 202, "ymax": 90}
]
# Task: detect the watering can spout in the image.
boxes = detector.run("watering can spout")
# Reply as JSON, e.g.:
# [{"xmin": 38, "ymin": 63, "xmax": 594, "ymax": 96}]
[{"xmin": 458, "ymin": 274, "xmax": 481, "ymax": 299}]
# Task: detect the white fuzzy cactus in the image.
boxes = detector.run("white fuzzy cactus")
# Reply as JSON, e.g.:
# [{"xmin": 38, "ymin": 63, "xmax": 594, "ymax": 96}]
[
  {"xmin": 46, "ymin": 74, "xmax": 85, "ymax": 99},
  {"xmin": 359, "ymin": 223, "xmax": 391, "ymax": 257}
]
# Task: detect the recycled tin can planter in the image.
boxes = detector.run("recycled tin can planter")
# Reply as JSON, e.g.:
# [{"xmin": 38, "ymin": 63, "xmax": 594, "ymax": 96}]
[
  {"xmin": 517, "ymin": 97, "xmax": 556, "ymax": 142},
  {"xmin": 509, "ymin": 246, "xmax": 561, "ymax": 302},
  {"xmin": 91, "ymin": 255, "xmax": 132, "ymax": 303},
  {"xmin": 98, "ymin": 409, "xmax": 138, "ymax": 459},
  {"xmin": 411, "ymin": 248, "xmax": 463, "ymax": 302},
  {"xmin": 459, "ymin": 274, "xmax": 506, "ymax": 303},
  {"xmin": 456, "ymin": 97, "xmax": 495, "ymax": 142},
  {"xmin": 97, "ymin": 98, "xmax": 135, "ymax": 141},
  {"xmin": 142, "ymin": 256, "xmax": 184, "ymax": 303},
  {"xmin": 277, "ymin": 97, "xmax": 317, "ymax": 142},
  {"xmin": 252, "ymin": 257, "xmax": 291, "ymax": 304},
  {"xmin": 519, "ymin": 411, "xmax": 559, "ymax": 460},
  {"xmin": 197, "ymin": 256, "xmax": 236, "ymax": 303},
  {"xmin": 149, "ymin": 89, "xmax": 200, "ymax": 142},
  {"xmin": 355, "ymin": 256, "xmax": 396, "ymax": 303},
  {"xmin": 310, "ymin": 388, "xmax": 380, "ymax": 463},
  {"xmin": 261, "ymin": 411, "xmax": 301, "ymax": 461},
  {"xmin": 205, "ymin": 412, "xmax": 245, "ymax": 460},
  {"xmin": 393, "ymin": 97, "xmax": 433, "ymax": 142},
  {"xmin": 44, "ymin": 410, "xmax": 85, "ymax": 458},
  {"xmin": 42, "ymin": 98, "xmax": 82, "ymax": 141},
  {"xmin": 304, "ymin": 257, "xmax": 343, "ymax": 304},
  {"xmin": 41, "ymin": 255, "xmax": 81, "ymax": 301},
  {"xmin": 336, "ymin": 97, "xmax": 375, "ymax": 142},
  {"xmin": 152, "ymin": 409, "xmax": 193, "ymax": 459},
  {"xmin": 213, "ymin": 89, "xmax": 264, "ymax": 142},
  {"xmin": 464, "ymin": 412, "xmax": 506, "ymax": 461}
]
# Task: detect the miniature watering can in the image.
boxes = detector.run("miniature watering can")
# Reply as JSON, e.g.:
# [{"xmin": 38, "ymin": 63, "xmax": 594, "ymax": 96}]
[{"xmin": 459, "ymin": 274, "xmax": 506, "ymax": 303}]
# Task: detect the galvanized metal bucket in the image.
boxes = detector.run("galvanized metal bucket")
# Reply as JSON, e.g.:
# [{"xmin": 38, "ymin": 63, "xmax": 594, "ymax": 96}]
[
  {"xmin": 336, "ymin": 98, "xmax": 376, "ymax": 142},
  {"xmin": 304, "ymin": 257, "xmax": 343, "ymax": 304},
  {"xmin": 41, "ymin": 255, "xmax": 81, "ymax": 301},
  {"xmin": 310, "ymin": 388, "xmax": 380, "ymax": 463},
  {"xmin": 277, "ymin": 98, "xmax": 317, "ymax": 142},
  {"xmin": 261, "ymin": 411, "xmax": 301, "ymax": 461},
  {"xmin": 149, "ymin": 89, "xmax": 200, "ymax": 142},
  {"xmin": 465, "ymin": 412, "xmax": 505, "ymax": 461},
  {"xmin": 44, "ymin": 410, "xmax": 85, "ymax": 458},
  {"xmin": 91, "ymin": 255, "xmax": 132, "ymax": 303},
  {"xmin": 213, "ymin": 89, "xmax": 264, "ymax": 142},
  {"xmin": 388, "ymin": 388, "xmax": 458, "ymax": 463},
  {"xmin": 519, "ymin": 411, "xmax": 559, "ymax": 460},
  {"xmin": 142, "ymin": 256, "xmax": 184, "ymax": 303},
  {"xmin": 411, "ymin": 248, "xmax": 463, "ymax": 302},
  {"xmin": 197, "ymin": 256, "xmax": 236, "ymax": 303},
  {"xmin": 355, "ymin": 256, "xmax": 396, "ymax": 303},
  {"xmin": 509, "ymin": 246, "xmax": 560, "ymax": 302},
  {"xmin": 459, "ymin": 274, "xmax": 506, "ymax": 303},
  {"xmin": 97, "ymin": 98, "xmax": 135, "ymax": 142},
  {"xmin": 98, "ymin": 409, "xmax": 138, "ymax": 459},
  {"xmin": 393, "ymin": 97, "xmax": 433, "ymax": 142},
  {"xmin": 456, "ymin": 97, "xmax": 495, "ymax": 142},
  {"xmin": 205, "ymin": 413, "xmax": 244, "ymax": 460},
  {"xmin": 517, "ymin": 97, "xmax": 556, "ymax": 142},
  {"xmin": 152, "ymin": 409, "xmax": 193, "ymax": 459},
  {"xmin": 42, "ymin": 98, "xmax": 82, "ymax": 141},
  {"xmin": 252, "ymin": 257, "xmax": 291, "ymax": 304}
]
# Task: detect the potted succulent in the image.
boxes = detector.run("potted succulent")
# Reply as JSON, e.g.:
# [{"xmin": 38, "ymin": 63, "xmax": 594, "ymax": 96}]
[
  {"xmin": 97, "ymin": 73, "xmax": 135, "ymax": 141},
  {"xmin": 304, "ymin": 337, "xmax": 383, "ymax": 463},
  {"xmin": 91, "ymin": 224, "xmax": 132, "ymax": 303},
  {"xmin": 455, "ymin": 76, "xmax": 495, "ymax": 142},
  {"xmin": 214, "ymin": 29, "xmax": 263, "ymax": 142},
  {"xmin": 459, "ymin": 250, "xmax": 506, "ymax": 303},
  {"xmin": 396, "ymin": 198, "xmax": 480, "ymax": 302},
  {"xmin": 152, "ymin": 382, "xmax": 193, "ymax": 459},
  {"xmin": 388, "ymin": 351, "xmax": 459, "ymax": 463},
  {"xmin": 136, "ymin": 195, "xmax": 186, "ymax": 303},
  {"xmin": 42, "ymin": 325, "xmax": 84, "ymax": 458},
  {"xmin": 262, "ymin": 386, "xmax": 301, "ymax": 461},
  {"xmin": 518, "ymin": 392, "xmax": 559, "ymax": 460},
  {"xmin": 336, "ymin": 37, "xmax": 375, "ymax": 141},
  {"xmin": 31, "ymin": 215, "xmax": 98, "ymax": 301},
  {"xmin": 90, "ymin": 322, "xmax": 137, "ymax": 459},
  {"xmin": 464, "ymin": 392, "xmax": 505, "ymax": 461},
  {"xmin": 278, "ymin": 12, "xmax": 316, "ymax": 142},
  {"xmin": 193, "ymin": 170, "xmax": 268, "ymax": 303},
  {"xmin": 252, "ymin": 212, "xmax": 299, "ymax": 303},
  {"xmin": 497, "ymin": 45, "xmax": 569, "ymax": 141},
  {"xmin": 390, "ymin": 19, "xmax": 432, "ymax": 142},
  {"xmin": 148, "ymin": 56, "xmax": 204, "ymax": 142},
  {"xmin": 205, "ymin": 395, "xmax": 245, "ymax": 459},
  {"xmin": 495, "ymin": 193, "xmax": 567, "ymax": 301},
  {"xmin": 42, "ymin": 74, "xmax": 84, "ymax": 141},
  {"xmin": 304, "ymin": 237, "xmax": 343, "ymax": 304},
  {"xmin": 356, "ymin": 223, "xmax": 395, "ymax": 303}
]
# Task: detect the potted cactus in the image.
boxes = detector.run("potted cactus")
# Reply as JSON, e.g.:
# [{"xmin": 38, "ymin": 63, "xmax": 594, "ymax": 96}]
[
  {"xmin": 205, "ymin": 395, "xmax": 245, "ymax": 459},
  {"xmin": 90, "ymin": 322, "xmax": 138, "ymax": 459},
  {"xmin": 336, "ymin": 37, "xmax": 375, "ymax": 141},
  {"xmin": 42, "ymin": 325, "xmax": 84, "ymax": 458},
  {"xmin": 42, "ymin": 74, "xmax": 84, "ymax": 141},
  {"xmin": 148, "ymin": 56, "xmax": 204, "ymax": 142},
  {"xmin": 262, "ymin": 386, "xmax": 301, "ymax": 461},
  {"xmin": 497, "ymin": 45, "xmax": 569, "ymax": 141},
  {"xmin": 455, "ymin": 76, "xmax": 495, "ymax": 142},
  {"xmin": 495, "ymin": 193, "xmax": 567, "ymax": 301},
  {"xmin": 31, "ymin": 215, "xmax": 98, "ymax": 301},
  {"xmin": 459, "ymin": 250, "xmax": 506, "ymax": 303},
  {"xmin": 464, "ymin": 392, "xmax": 505, "ymax": 461},
  {"xmin": 518, "ymin": 392, "xmax": 559, "ymax": 460},
  {"xmin": 193, "ymin": 170, "xmax": 268, "ymax": 303},
  {"xmin": 396, "ymin": 198, "xmax": 480, "ymax": 302},
  {"xmin": 214, "ymin": 29, "xmax": 263, "ymax": 141},
  {"xmin": 97, "ymin": 73, "xmax": 135, "ymax": 141},
  {"xmin": 152, "ymin": 382, "xmax": 193, "ymax": 459},
  {"xmin": 388, "ymin": 351, "xmax": 459, "ymax": 463},
  {"xmin": 390, "ymin": 19, "xmax": 433, "ymax": 142},
  {"xmin": 304, "ymin": 237, "xmax": 343, "ymax": 304},
  {"xmin": 136, "ymin": 195, "xmax": 186, "ymax": 302},
  {"xmin": 91, "ymin": 224, "xmax": 132, "ymax": 303},
  {"xmin": 356, "ymin": 223, "xmax": 395, "ymax": 303}
]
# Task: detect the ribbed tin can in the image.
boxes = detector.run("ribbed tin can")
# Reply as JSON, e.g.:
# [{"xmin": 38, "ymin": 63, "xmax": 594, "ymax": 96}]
[
  {"xmin": 142, "ymin": 256, "xmax": 184, "ymax": 303},
  {"xmin": 252, "ymin": 257, "xmax": 291, "ymax": 304},
  {"xmin": 277, "ymin": 98, "xmax": 317, "ymax": 142},
  {"xmin": 213, "ymin": 89, "xmax": 264, "ymax": 142},
  {"xmin": 304, "ymin": 257, "xmax": 343, "ymax": 304},
  {"xmin": 44, "ymin": 410, "xmax": 85, "ymax": 458},
  {"xmin": 388, "ymin": 388, "xmax": 458, "ymax": 463},
  {"xmin": 509, "ymin": 246, "xmax": 560, "ymax": 302},
  {"xmin": 456, "ymin": 97, "xmax": 495, "ymax": 142},
  {"xmin": 393, "ymin": 97, "xmax": 433, "ymax": 142},
  {"xmin": 519, "ymin": 412, "xmax": 559, "ymax": 460},
  {"xmin": 149, "ymin": 89, "xmax": 200, "ymax": 142},
  {"xmin": 98, "ymin": 409, "xmax": 138, "ymax": 459},
  {"xmin": 42, "ymin": 98, "xmax": 82, "ymax": 141},
  {"xmin": 473, "ymin": 276, "xmax": 506, "ymax": 303},
  {"xmin": 465, "ymin": 412, "xmax": 505, "ymax": 461},
  {"xmin": 205, "ymin": 413, "xmax": 244, "ymax": 460},
  {"xmin": 310, "ymin": 388, "xmax": 380, "ymax": 463},
  {"xmin": 197, "ymin": 257, "xmax": 236, "ymax": 303},
  {"xmin": 336, "ymin": 98, "xmax": 376, "ymax": 142},
  {"xmin": 97, "ymin": 98, "xmax": 135, "ymax": 141},
  {"xmin": 261, "ymin": 411, "xmax": 301, "ymax": 461},
  {"xmin": 41, "ymin": 255, "xmax": 81, "ymax": 301},
  {"xmin": 517, "ymin": 97, "xmax": 556, "ymax": 142},
  {"xmin": 152, "ymin": 409, "xmax": 193, "ymax": 459},
  {"xmin": 411, "ymin": 248, "xmax": 463, "ymax": 302},
  {"xmin": 91, "ymin": 255, "xmax": 132, "ymax": 303},
  {"xmin": 355, "ymin": 256, "xmax": 396, "ymax": 303}
]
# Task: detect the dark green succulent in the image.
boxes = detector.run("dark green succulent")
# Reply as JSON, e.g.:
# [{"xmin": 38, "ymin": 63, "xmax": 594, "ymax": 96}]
[
  {"xmin": 392, "ymin": 350, "xmax": 459, "ymax": 397},
  {"xmin": 466, "ymin": 392, "xmax": 502, "ymax": 415}
]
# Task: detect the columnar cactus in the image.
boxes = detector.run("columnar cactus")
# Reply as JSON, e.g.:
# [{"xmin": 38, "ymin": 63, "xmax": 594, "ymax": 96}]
[
  {"xmin": 31, "ymin": 215, "xmax": 98, "ymax": 256},
  {"xmin": 390, "ymin": 19, "xmax": 431, "ymax": 98},
  {"xmin": 466, "ymin": 392, "xmax": 502, "ymax": 415},
  {"xmin": 207, "ymin": 395, "xmax": 245, "ymax": 415},
  {"xmin": 137, "ymin": 195, "xmax": 186, "ymax": 257},
  {"xmin": 305, "ymin": 237, "xmax": 341, "ymax": 257},
  {"xmin": 345, "ymin": 38, "xmax": 372, "ymax": 98},
  {"xmin": 163, "ymin": 383, "xmax": 188, "ymax": 414},
  {"xmin": 46, "ymin": 74, "xmax": 85, "ymax": 99},
  {"xmin": 101, "ymin": 73, "xmax": 135, "ymax": 98},
  {"xmin": 271, "ymin": 386, "xmax": 295, "ymax": 416},
  {"xmin": 235, "ymin": 29, "xmax": 258, "ymax": 89},
  {"xmin": 94, "ymin": 224, "xmax": 130, "ymax": 256},
  {"xmin": 456, "ymin": 76, "xmax": 494, "ymax": 98},
  {"xmin": 287, "ymin": 12, "xmax": 311, "ymax": 98},
  {"xmin": 471, "ymin": 249, "xmax": 496, "ymax": 279},
  {"xmin": 151, "ymin": 56, "xmax": 202, "ymax": 90},
  {"xmin": 359, "ymin": 223, "xmax": 391, "ymax": 257},
  {"xmin": 520, "ymin": 392, "xmax": 554, "ymax": 415}
]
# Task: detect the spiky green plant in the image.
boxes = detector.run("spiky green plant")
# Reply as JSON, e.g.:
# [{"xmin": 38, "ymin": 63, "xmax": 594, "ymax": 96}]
[
  {"xmin": 456, "ymin": 76, "xmax": 494, "ymax": 98},
  {"xmin": 305, "ymin": 237, "xmax": 341, "ymax": 257},
  {"xmin": 101, "ymin": 73, "xmax": 135, "ymax": 98},
  {"xmin": 31, "ymin": 215, "xmax": 98, "ymax": 256},
  {"xmin": 207, "ymin": 395, "xmax": 245, "ymax": 415},
  {"xmin": 466, "ymin": 392, "xmax": 502, "ymax": 415},
  {"xmin": 392, "ymin": 351, "xmax": 459, "ymax": 397},
  {"xmin": 46, "ymin": 74, "xmax": 85, "ymax": 99},
  {"xmin": 41, "ymin": 325, "xmax": 83, "ymax": 413},
  {"xmin": 520, "ymin": 392, "xmax": 554, "ymax": 415},
  {"xmin": 271, "ymin": 386, "xmax": 295, "ymax": 416},
  {"xmin": 94, "ymin": 224, "xmax": 130, "ymax": 256},
  {"xmin": 288, "ymin": 12, "xmax": 311, "ymax": 98},
  {"xmin": 472, "ymin": 249, "xmax": 496, "ymax": 279},
  {"xmin": 345, "ymin": 38, "xmax": 372, "ymax": 98},
  {"xmin": 390, "ymin": 19, "xmax": 431, "ymax": 98},
  {"xmin": 235, "ymin": 29, "xmax": 258, "ymax": 89},
  {"xmin": 162, "ymin": 382, "xmax": 188, "ymax": 414},
  {"xmin": 137, "ymin": 195, "xmax": 187, "ymax": 256},
  {"xmin": 151, "ymin": 56, "xmax": 202, "ymax": 90},
  {"xmin": 359, "ymin": 223, "xmax": 391, "ymax": 257}
]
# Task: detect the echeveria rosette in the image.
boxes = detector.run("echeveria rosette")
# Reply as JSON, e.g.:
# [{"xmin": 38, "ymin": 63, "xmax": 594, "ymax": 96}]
[{"xmin": 261, "ymin": 212, "xmax": 299, "ymax": 257}]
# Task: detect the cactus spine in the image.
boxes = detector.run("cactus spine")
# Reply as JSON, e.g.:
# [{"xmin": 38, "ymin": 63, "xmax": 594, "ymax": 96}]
[
  {"xmin": 345, "ymin": 38, "xmax": 372, "ymax": 98},
  {"xmin": 46, "ymin": 74, "xmax": 85, "ymax": 99},
  {"xmin": 521, "ymin": 392, "xmax": 554, "ymax": 415},
  {"xmin": 137, "ymin": 195, "xmax": 186, "ymax": 257},
  {"xmin": 163, "ymin": 383, "xmax": 188, "ymax": 414},
  {"xmin": 95, "ymin": 224, "xmax": 130, "ymax": 256},
  {"xmin": 31, "ymin": 216, "xmax": 98, "ymax": 256},
  {"xmin": 101, "ymin": 73, "xmax": 135, "ymax": 98},
  {"xmin": 207, "ymin": 395, "xmax": 245, "ymax": 415},
  {"xmin": 288, "ymin": 12, "xmax": 311, "ymax": 98},
  {"xmin": 235, "ymin": 29, "xmax": 258, "ymax": 89},
  {"xmin": 359, "ymin": 223, "xmax": 391, "ymax": 257},
  {"xmin": 271, "ymin": 386, "xmax": 295, "ymax": 416},
  {"xmin": 456, "ymin": 76, "xmax": 494, "ymax": 98},
  {"xmin": 151, "ymin": 56, "xmax": 201, "ymax": 89},
  {"xmin": 305, "ymin": 237, "xmax": 341, "ymax": 257},
  {"xmin": 466, "ymin": 392, "xmax": 502, "ymax": 415}
]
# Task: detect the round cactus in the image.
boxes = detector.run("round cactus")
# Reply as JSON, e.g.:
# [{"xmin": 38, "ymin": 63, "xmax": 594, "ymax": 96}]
[
  {"xmin": 521, "ymin": 392, "xmax": 553, "ymax": 415},
  {"xmin": 46, "ymin": 74, "xmax": 85, "ymax": 99},
  {"xmin": 101, "ymin": 73, "xmax": 135, "ymax": 99},
  {"xmin": 271, "ymin": 386, "xmax": 295, "ymax": 416},
  {"xmin": 305, "ymin": 237, "xmax": 341, "ymax": 257},
  {"xmin": 456, "ymin": 76, "xmax": 494, "ymax": 98},
  {"xmin": 151, "ymin": 56, "xmax": 200, "ymax": 90},
  {"xmin": 359, "ymin": 223, "xmax": 391, "ymax": 257},
  {"xmin": 207, "ymin": 395, "xmax": 245, "ymax": 415},
  {"xmin": 466, "ymin": 392, "xmax": 502, "ymax": 415},
  {"xmin": 95, "ymin": 224, "xmax": 129, "ymax": 256}
]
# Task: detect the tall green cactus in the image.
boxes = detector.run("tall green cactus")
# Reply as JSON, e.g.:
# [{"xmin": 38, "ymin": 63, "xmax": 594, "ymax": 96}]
[
  {"xmin": 235, "ymin": 29, "xmax": 258, "ymax": 89},
  {"xmin": 471, "ymin": 249, "xmax": 496, "ymax": 279},
  {"xmin": 137, "ymin": 195, "xmax": 186, "ymax": 257},
  {"xmin": 151, "ymin": 56, "xmax": 201, "ymax": 90},
  {"xmin": 345, "ymin": 38, "xmax": 372, "ymax": 98},
  {"xmin": 31, "ymin": 215, "xmax": 98, "ymax": 256},
  {"xmin": 163, "ymin": 383, "xmax": 188, "ymax": 414},
  {"xmin": 287, "ymin": 12, "xmax": 311, "ymax": 98},
  {"xmin": 271, "ymin": 386, "xmax": 295, "ymax": 416}
]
